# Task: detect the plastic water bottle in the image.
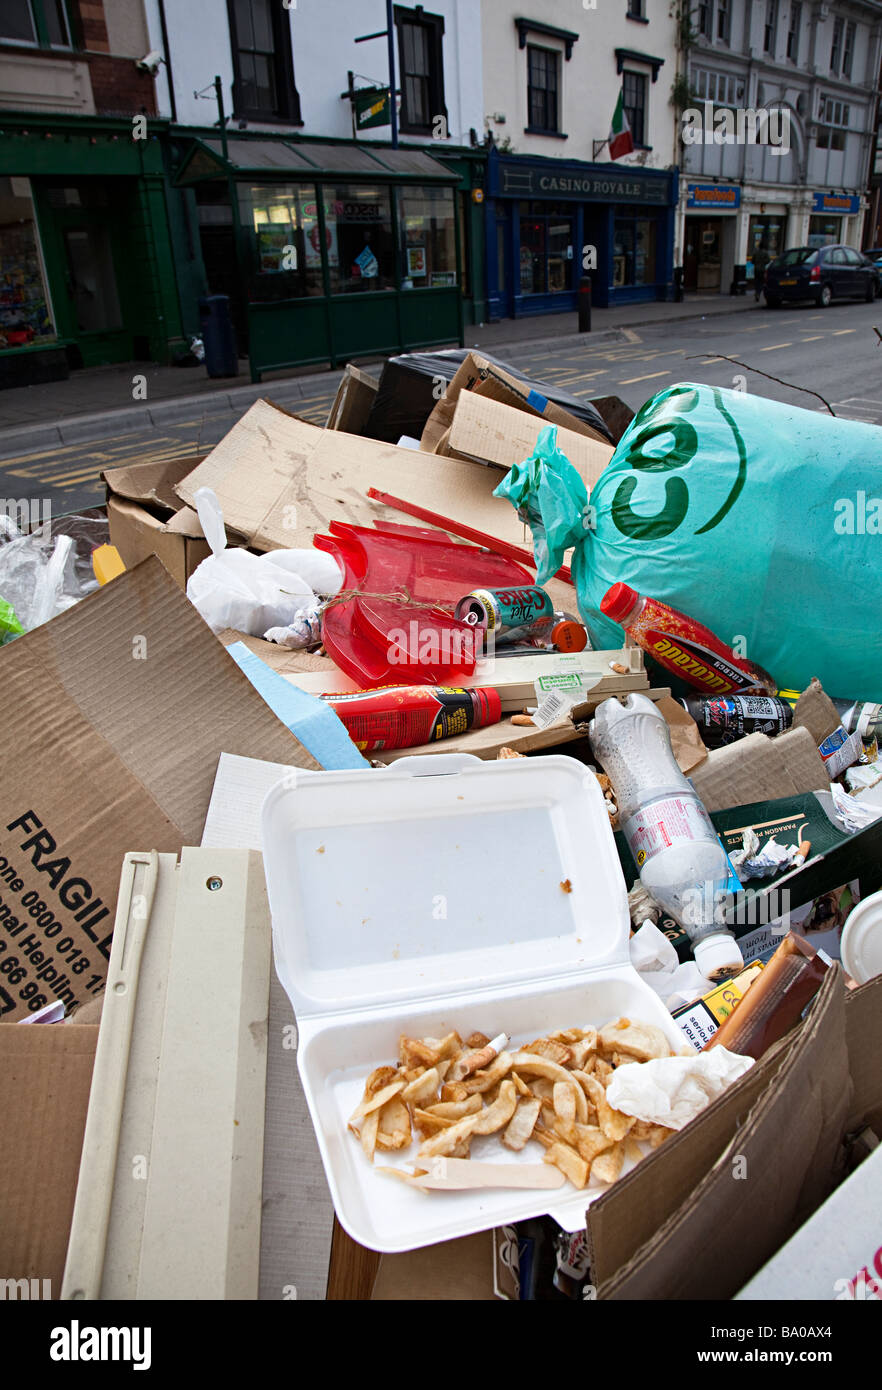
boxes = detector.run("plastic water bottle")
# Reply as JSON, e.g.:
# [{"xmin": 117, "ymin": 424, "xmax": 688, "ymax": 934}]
[{"xmin": 589, "ymin": 693, "xmax": 743, "ymax": 980}]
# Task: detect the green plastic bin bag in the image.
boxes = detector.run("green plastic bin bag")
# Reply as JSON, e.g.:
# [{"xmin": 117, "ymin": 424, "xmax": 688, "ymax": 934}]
[{"xmin": 493, "ymin": 384, "xmax": 882, "ymax": 700}]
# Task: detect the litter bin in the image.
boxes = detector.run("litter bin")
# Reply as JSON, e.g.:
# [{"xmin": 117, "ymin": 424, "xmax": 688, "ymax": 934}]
[
  {"xmin": 730, "ymin": 264, "xmax": 748, "ymax": 296},
  {"xmin": 199, "ymin": 294, "xmax": 238, "ymax": 379}
]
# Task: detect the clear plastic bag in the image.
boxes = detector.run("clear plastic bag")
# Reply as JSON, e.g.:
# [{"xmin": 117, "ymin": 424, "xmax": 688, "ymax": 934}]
[{"xmin": 0, "ymin": 508, "xmax": 105, "ymax": 633}]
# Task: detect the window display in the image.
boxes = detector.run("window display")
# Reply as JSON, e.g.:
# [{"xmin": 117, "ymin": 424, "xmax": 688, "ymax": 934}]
[
  {"xmin": 399, "ymin": 186, "xmax": 455, "ymax": 287},
  {"xmin": 0, "ymin": 178, "xmax": 55, "ymax": 348},
  {"xmin": 240, "ymin": 184, "xmax": 324, "ymax": 299},
  {"xmin": 325, "ymin": 186, "xmax": 394, "ymax": 294},
  {"xmin": 613, "ymin": 212, "xmax": 657, "ymax": 287}
]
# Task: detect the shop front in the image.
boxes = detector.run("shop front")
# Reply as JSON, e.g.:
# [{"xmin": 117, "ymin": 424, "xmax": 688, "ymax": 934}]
[
  {"xmin": 808, "ymin": 192, "xmax": 862, "ymax": 247},
  {"xmin": 682, "ymin": 184, "xmax": 740, "ymax": 293},
  {"xmin": 0, "ymin": 116, "xmax": 185, "ymax": 387},
  {"xmin": 485, "ymin": 150, "xmax": 677, "ymax": 317},
  {"xmin": 175, "ymin": 136, "xmax": 468, "ymax": 380}
]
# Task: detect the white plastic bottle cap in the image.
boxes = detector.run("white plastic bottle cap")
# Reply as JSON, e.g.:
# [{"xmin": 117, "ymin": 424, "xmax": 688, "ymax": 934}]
[
  {"xmin": 841, "ymin": 890, "xmax": 882, "ymax": 984},
  {"xmin": 694, "ymin": 932, "xmax": 745, "ymax": 982}
]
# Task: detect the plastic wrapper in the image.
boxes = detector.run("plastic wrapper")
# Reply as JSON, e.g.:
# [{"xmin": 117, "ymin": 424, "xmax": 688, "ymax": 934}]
[
  {"xmin": 0, "ymin": 508, "xmax": 106, "ymax": 633},
  {"xmin": 494, "ymin": 384, "xmax": 882, "ymax": 698}
]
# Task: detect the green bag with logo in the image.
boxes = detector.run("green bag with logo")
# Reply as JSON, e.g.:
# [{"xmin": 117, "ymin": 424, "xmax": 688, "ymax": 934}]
[{"xmin": 494, "ymin": 383, "xmax": 882, "ymax": 699}]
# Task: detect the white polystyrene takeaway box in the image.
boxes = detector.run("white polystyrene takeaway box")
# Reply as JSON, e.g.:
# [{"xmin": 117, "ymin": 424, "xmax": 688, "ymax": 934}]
[{"xmin": 261, "ymin": 753, "xmax": 684, "ymax": 1252}]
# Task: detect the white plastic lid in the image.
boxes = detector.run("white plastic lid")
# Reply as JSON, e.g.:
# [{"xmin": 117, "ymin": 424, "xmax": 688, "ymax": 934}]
[
  {"xmin": 841, "ymin": 890, "xmax": 882, "ymax": 985},
  {"xmin": 693, "ymin": 931, "xmax": 744, "ymax": 982}
]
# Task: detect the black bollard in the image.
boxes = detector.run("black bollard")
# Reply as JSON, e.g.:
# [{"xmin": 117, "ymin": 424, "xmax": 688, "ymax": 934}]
[{"xmin": 578, "ymin": 274, "xmax": 592, "ymax": 332}]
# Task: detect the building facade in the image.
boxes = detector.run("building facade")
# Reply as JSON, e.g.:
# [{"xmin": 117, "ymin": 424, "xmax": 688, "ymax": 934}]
[
  {"xmin": 0, "ymin": 0, "xmax": 183, "ymax": 384},
  {"xmin": 480, "ymin": 0, "xmax": 680, "ymax": 316},
  {"xmin": 678, "ymin": 0, "xmax": 882, "ymax": 294}
]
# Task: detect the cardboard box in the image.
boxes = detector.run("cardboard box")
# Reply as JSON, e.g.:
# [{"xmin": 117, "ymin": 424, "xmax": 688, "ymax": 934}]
[
  {"xmin": 104, "ymin": 454, "xmax": 224, "ymax": 589},
  {"xmin": 326, "ymin": 364, "xmax": 379, "ymax": 435},
  {"xmin": 173, "ymin": 398, "xmax": 579, "ymax": 565},
  {"xmin": 0, "ymin": 557, "xmax": 320, "ymax": 1021},
  {"xmin": 689, "ymin": 726, "xmax": 827, "ymax": 812},
  {"xmin": 0, "ymin": 1020, "xmax": 99, "ymax": 1296},
  {"xmin": 420, "ymin": 351, "xmax": 610, "ymax": 453},
  {"xmin": 444, "ymin": 391, "xmax": 614, "ymax": 492},
  {"xmin": 736, "ymin": 1140, "xmax": 882, "ymax": 1300}
]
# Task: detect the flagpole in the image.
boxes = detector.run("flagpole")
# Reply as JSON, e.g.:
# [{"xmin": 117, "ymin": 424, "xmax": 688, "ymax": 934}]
[{"xmin": 593, "ymin": 138, "xmax": 610, "ymax": 159}]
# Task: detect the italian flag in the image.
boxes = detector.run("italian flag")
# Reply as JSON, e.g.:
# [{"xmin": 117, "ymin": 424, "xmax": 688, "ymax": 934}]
[{"xmin": 609, "ymin": 90, "xmax": 634, "ymax": 160}]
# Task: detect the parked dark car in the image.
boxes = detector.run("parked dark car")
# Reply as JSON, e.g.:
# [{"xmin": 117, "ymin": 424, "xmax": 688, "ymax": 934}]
[
  {"xmin": 864, "ymin": 247, "xmax": 882, "ymax": 292},
  {"xmin": 763, "ymin": 245, "xmax": 877, "ymax": 307}
]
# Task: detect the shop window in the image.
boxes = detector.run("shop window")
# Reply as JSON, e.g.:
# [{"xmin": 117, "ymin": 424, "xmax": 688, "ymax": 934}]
[
  {"xmin": 399, "ymin": 186, "xmax": 456, "ymax": 287},
  {"xmin": 787, "ymin": 1, "xmax": 801, "ymax": 62},
  {"xmin": 808, "ymin": 215, "xmax": 841, "ymax": 247},
  {"xmin": 0, "ymin": 0, "xmax": 72, "ymax": 48},
  {"xmin": 394, "ymin": 6, "xmax": 446, "ymax": 136},
  {"xmin": 764, "ymin": 0, "xmax": 778, "ymax": 55},
  {"xmin": 627, "ymin": 0, "xmax": 645, "ymax": 19},
  {"xmin": 325, "ymin": 186, "xmax": 395, "ymax": 294},
  {"xmin": 0, "ymin": 177, "xmax": 56, "ymax": 348},
  {"xmin": 239, "ymin": 184, "xmax": 323, "ymax": 301},
  {"xmin": 227, "ymin": 0, "xmax": 301, "ymax": 122},
  {"xmin": 613, "ymin": 214, "xmax": 657, "ymax": 287},
  {"xmin": 527, "ymin": 45, "xmax": 560, "ymax": 134},
  {"xmin": 623, "ymin": 71, "xmax": 647, "ymax": 147}
]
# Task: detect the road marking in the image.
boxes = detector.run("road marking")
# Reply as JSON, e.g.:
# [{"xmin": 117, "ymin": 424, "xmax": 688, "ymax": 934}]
[
  {"xmin": 617, "ymin": 370, "xmax": 672, "ymax": 384},
  {"xmin": 832, "ymin": 328, "xmax": 856, "ymax": 335},
  {"xmin": 699, "ymin": 357, "xmax": 725, "ymax": 364},
  {"xmin": 801, "ymin": 335, "xmax": 824, "ymax": 341},
  {"xmin": 759, "ymin": 343, "xmax": 792, "ymax": 351},
  {"xmin": 621, "ymin": 328, "xmax": 642, "ymax": 343}
]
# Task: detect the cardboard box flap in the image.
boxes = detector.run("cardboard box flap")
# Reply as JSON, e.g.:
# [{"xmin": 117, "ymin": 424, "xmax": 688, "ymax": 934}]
[
  {"xmin": 0, "ymin": 558, "xmax": 320, "ymax": 1021},
  {"xmin": 327, "ymin": 364, "xmax": 379, "ymax": 434},
  {"xmin": 592, "ymin": 966, "xmax": 850, "ymax": 1300},
  {"xmin": 173, "ymin": 398, "xmax": 550, "ymax": 556},
  {"xmin": 844, "ymin": 974, "xmax": 882, "ymax": 1136},
  {"xmin": 585, "ymin": 1029, "xmax": 795, "ymax": 1288},
  {"xmin": 0, "ymin": 1022, "xmax": 99, "ymax": 1292},
  {"xmin": 689, "ymin": 726, "xmax": 827, "ymax": 812},
  {"xmin": 447, "ymin": 391, "xmax": 614, "ymax": 491},
  {"xmin": 103, "ymin": 455, "xmax": 204, "ymax": 512},
  {"xmin": 165, "ymin": 504, "xmax": 209, "ymax": 539}
]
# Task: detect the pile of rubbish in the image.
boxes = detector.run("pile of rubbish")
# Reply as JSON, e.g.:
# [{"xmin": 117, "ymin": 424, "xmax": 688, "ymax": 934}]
[{"xmin": 2, "ymin": 348, "xmax": 880, "ymax": 1307}]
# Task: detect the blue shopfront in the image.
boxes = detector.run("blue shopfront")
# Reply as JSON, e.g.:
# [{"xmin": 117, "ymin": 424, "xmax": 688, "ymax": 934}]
[{"xmin": 484, "ymin": 149, "xmax": 678, "ymax": 319}]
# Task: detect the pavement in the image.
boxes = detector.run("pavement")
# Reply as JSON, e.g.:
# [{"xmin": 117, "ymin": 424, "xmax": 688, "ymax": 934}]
[{"xmin": 0, "ymin": 293, "xmax": 758, "ymax": 454}]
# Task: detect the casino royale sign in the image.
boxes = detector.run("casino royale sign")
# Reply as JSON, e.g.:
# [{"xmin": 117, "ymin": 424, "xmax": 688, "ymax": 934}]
[{"xmin": 496, "ymin": 160, "xmax": 671, "ymax": 205}]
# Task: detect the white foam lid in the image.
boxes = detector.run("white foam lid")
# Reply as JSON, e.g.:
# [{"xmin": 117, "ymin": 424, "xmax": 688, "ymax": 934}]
[{"xmin": 261, "ymin": 753, "xmax": 632, "ymax": 1019}]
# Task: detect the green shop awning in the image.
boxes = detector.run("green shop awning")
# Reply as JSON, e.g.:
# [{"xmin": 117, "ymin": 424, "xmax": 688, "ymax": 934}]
[{"xmin": 174, "ymin": 136, "xmax": 458, "ymax": 186}]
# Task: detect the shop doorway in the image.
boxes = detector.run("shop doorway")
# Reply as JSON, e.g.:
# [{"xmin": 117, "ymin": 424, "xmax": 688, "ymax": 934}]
[
  {"xmin": 518, "ymin": 202, "xmax": 575, "ymax": 297},
  {"xmin": 684, "ymin": 216, "xmax": 723, "ymax": 291},
  {"xmin": 36, "ymin": 182, "xmax": 134, "ymax": 367}
]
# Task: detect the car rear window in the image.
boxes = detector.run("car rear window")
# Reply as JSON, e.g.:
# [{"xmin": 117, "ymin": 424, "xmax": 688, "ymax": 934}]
[{"xmin": 776, "ymin": 249, "xmax": 818, "ymax": 266}]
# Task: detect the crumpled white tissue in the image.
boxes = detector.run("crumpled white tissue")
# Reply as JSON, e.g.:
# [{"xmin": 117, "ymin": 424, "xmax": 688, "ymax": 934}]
[
  {"xmin": 606, "ymin": 1046, "xmax": 754, "ymax": 1130},
  {"xmin": 629, "ymin": 920, "xmax": 715, "ymax": 1012}
]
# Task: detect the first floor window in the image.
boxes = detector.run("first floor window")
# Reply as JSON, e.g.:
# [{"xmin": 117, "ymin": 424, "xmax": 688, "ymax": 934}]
[
  {"xmin": 622, "ymin": 71, "xmax": 647, "ymax": 147},
  {"xmin": 527, "ymin": 45, "xmax": 560, "ymax": 133}
]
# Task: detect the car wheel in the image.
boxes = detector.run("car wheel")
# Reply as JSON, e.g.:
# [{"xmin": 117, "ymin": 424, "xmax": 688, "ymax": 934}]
[
  {"xmin": 818, "ymin": 284, "xmax": 833, "ymax": 308},
  {"xmin": 866, "ymin": 278, "xmax": 876, "ymax": 302},
  {"xmin": 765, "ymin": 295, "xmax": 781, "ymax": 308}
]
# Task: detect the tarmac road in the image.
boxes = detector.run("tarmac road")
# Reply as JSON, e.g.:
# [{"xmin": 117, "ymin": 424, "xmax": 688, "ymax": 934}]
[{"xmin": 1, "ymin": 297, "xmax": 880, "ymax": 515}]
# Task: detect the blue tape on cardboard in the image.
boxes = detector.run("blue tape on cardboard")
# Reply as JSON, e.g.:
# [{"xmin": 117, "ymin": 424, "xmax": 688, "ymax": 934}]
[
  {"xmin": 526, "ymin": 389, "xmax": 548, "ymax": 413},
  {"xmin": 226, "ymin": 642, "xmax": 369, "ymax": 771}
]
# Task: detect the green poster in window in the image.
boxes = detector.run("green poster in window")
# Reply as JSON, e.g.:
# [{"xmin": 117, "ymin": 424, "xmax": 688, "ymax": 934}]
[{"xmin": 354, "ymin": 87, "xmax": 391, "ymax": 130}]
